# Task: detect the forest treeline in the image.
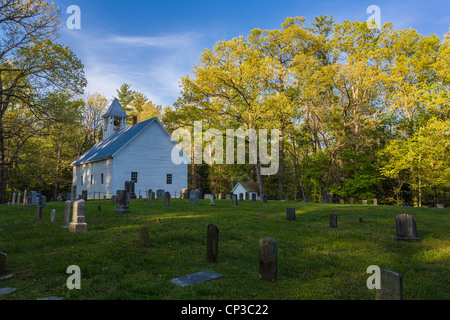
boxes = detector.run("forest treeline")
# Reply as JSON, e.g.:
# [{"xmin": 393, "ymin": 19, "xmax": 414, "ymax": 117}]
[{"xmin": 1, "ymin": 2, "xmax": 449, "ymax": 206}]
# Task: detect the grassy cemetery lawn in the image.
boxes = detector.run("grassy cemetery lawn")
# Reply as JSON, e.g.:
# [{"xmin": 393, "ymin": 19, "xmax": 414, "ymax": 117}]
[{"xmin": 0, "ymin": 199, "xmax": 448, "ymax": 300}]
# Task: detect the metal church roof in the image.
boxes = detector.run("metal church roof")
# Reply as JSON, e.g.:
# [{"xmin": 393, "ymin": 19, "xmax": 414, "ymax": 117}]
[{"xmin": 71, "ymin": 117, "xmax": 157, "ymax": 166}]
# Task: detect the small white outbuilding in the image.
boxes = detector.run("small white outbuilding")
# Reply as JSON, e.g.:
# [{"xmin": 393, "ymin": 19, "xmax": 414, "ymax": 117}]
[{"xmin": 231, "ymin": 182, "xmax": 260, "ymax": 200}]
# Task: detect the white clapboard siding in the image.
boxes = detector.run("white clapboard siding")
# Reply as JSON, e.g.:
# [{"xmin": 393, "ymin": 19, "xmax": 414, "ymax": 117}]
[
  {"xmin": 72, "ymin": 159, "xmax": 113, "ymax": 199},
  {"xmin": 112, "ymin": 121, "xmax": 187, "ymax": 197}
]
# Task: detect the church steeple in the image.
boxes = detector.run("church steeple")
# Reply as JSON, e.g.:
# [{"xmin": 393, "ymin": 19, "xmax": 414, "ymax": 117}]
[{"xmin": 102, "ymin": 98, "xmax": 128, "ymax": 139}]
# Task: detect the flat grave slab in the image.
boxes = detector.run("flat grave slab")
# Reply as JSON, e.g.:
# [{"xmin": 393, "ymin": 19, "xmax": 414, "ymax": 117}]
[
  {"xmin": 170, "ymin": 270, "xmax": 223, "ymax": 287},
  {"xmin": 0, "ymin": 287, "xmax": 16, "ymax": 295}
]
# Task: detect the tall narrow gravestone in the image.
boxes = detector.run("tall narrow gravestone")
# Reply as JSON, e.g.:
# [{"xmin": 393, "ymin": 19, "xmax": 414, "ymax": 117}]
[
  {"xmin": 36, "ymin": 204, "xmax": 43, "ymax": 220},
  {"xmin": 206, "ymin": 224, "xmax": 219, "ymax": 263},
  {"xmin": 262, "ymin": 193, "xmax": 268, "ymax": 203},
  {"xmin": 373, "ymin": 198, "xmax": 378, "ymax": 206},
  {"xmin": 259, "ymin": 238, "xmax": 277, "ymax": 282},
  {"xmin": 50, "ymin": 209, "xmax": 56, "ymax": 223},
  {"xmin": 0, "ymin": 252, "xmax": 6, "ymax": 277},
  {"xmin": 147, "ymin": 189, "xmax": 153, "ymax": 205},
  {"xmin": 69, "ymin": 200, "xmax": 87, "ymax": 233},
  {"xmin": 286, "ymin": 208, "xmax": 296, "ymax": 221},
  {"xmin": 115, "ymin": 190, "xmax": 130, "ymax": 214},
  {"xmin": 239, "ymin": 193, "xmax": 244, "ymax": 201},
  {"xmin": 252, "ymin": 193, "xmax": 257, "ymax": 202},
  {"xmin": 330, "ymin": 214, "xmax": 338, "ymax": 230},
  {"xmin": 209, "ymin": 193, "xmax": 215, "ymax": 205},
  {"xmin": 232, "ymin": 194, "xmax": 238, "ymax": 206},
  {"xmin": 164, "ymin": 192, "xmax": 171, "ymax": 208},
  {"xmin": 61, "ymin": 200, "xmax": 71, "ymax": 228},
  {"xmin": 375, "ymin": 270, "xmax": 403, "ymax": 300},
  {"xmin": 394, "ymin": 214, "xmax": 420, "ymax": 242},
  {"xmin": 189, "ymin": 190, "xmax": 199, "ymax": 203},
  {"xmin": 349, "ymin": 198, "xmax": 354, "ymax": 205}
]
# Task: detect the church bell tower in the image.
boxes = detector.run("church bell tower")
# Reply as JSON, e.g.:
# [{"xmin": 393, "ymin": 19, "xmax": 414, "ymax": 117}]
[{"xmin": 102, "ymin": 98, "xmax": 128, "ymax": 139}]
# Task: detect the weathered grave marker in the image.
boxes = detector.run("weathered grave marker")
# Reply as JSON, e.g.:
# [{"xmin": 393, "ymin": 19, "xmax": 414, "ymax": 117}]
[
  {"xmin": 189, "ymin": 190, "xmax": 199, "ymax": 203},
  {"xmin": 69, "ymin": 200, "xmax": 87, "ymax": 233},
  {"xmin": 232, "ymin": 194, "xmax": 238, "ymax": 206},
  {"xmin": 340, "ymin": 199, "xmax": 344, "ymax": 205},
  {"xmin": 115, "ymin": 190, "xmax": 130, "ymax": 214},
  {"xmin": 36, "ymin": 205, "xmax": 43, "ymax": 220},
  {"xmin": 262, "ymin": 192, "xmax": 268, "ymax": 203},
  {"xmin": 157, "ymin": 189, "xmax": 165, "ymax": 200},
  {"xmin": 239, "ymin": 193, "xmax": 244, "ymax": 201},
  {"xmin": 164, "ymin": 192, "xmax": 171, "ymax": 208},
  {"xmin": 286, "ymin": 208, "xmax": 296, "ymax": 221},
  {"xmin": 330, "ymin": 214, "xmax": 338, "ymax": 230},
  {"xmin": 62, "ymin": 200, "xmax": 71, "ymax": 228},
  {"xmin": 259, "ymin": 238, "xmax": 277, "ymax": 282},
  {"xmin": 322, "ymin": 188, "xmax": 328, "ymax": 203},
  {"xmin": 252, "ymin": 193, "xmax": 256, "ymax": 202},
  {"xmin": 170, "ymin": 270, "xmax": 223, "ymax": 287},
  {"xmin": 206, "ymin": 224, "xmax": 219, "ymax": 263},
  {"xmin": 50, "ymin": 209, "xmax": 56, "ymax": 223},
  {"xmin": 375, "ymin": 270, "xmax": 403, "ymax": 300},
  {"xmin": 362, "ymin": 200, "xmax": 368, "ymax": 205},
  {"xmin": 373, "ymin": 198, "xmax": 378, "ymax": 206},
  {"xmin": 0, "ymin": 252, "xmax": 6, "ymax": 277},
  {"xmin": 147, "ymin": 189, "xmax": 153, "ymax": 205},
  {"xmin": 349, "ymin": 198, "xmax": 354, "ymax": 205},
  {"xmin": 394, "ymin": 214, "xmax": 420, "ymax": 242}
]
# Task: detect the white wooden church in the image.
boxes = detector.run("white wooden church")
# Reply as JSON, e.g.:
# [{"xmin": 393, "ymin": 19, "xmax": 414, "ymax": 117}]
[{"xmin": 71, "ymin": 99, "xmax": 188, "ymax": 199}]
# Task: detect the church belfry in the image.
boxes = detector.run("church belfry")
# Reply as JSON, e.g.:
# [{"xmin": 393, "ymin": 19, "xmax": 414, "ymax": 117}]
[{"xmin": 102, "ymin": 98, "xmax": 128, "ymax": 139}]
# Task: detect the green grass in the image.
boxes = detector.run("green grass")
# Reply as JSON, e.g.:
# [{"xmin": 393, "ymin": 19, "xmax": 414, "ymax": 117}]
[{"xmin": 0, "ymin": 199, "xmax": 448, "ymax": 300}]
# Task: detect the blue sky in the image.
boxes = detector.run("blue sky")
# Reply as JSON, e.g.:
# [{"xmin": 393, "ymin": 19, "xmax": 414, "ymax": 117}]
[{"xmin": 53, "ymin": 0, "xmax": 450, "ymax": 108}]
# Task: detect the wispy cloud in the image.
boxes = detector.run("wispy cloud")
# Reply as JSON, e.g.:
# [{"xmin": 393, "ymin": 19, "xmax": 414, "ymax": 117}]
[{"xmin": 109, "ymin": 33, "xmax": 202, "ymax": 48}]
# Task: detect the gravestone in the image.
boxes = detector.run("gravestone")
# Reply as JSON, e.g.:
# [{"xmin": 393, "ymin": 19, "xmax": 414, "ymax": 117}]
[
  {"xmin": 330, "ymin": 214, "xmax": 338, "ymax": 230},
  {"xmin": 156, "ymin": 189, "xmax": 165, "ymax": 200},
  {"xmin": 40, "ymin": 196, "xmax": 47, "ymax": 208},
  {"xmin": 0, "ymin": 288, "xmax": 16, "ymax": 295},
  {"xmin": 322, "ymin": 189, "xmax": 328, "ymax": 203},
  {"xmin": 98, "ymin": 205, "xmax": 101, "ymax": 212},
  {"xmin": 285, "ymin": 196, "xmax": 289, "ymax": 201},
  {"xmin": 304, "ymin": 195, "xmax": 309, "ymax": 203},
  {"xmin": 189, "ymin": 190, "xmax": 199, "ymax": 203},
  {"xmin": 50, "ymin": 209, "xmax": 56, "ymax": 223},
  {"xmin": 69, "ymin": 200, "xmax": 87, "ymax": 233},
  {"xmin": 206, "ymin": 224, "xmax": 219, "ymax": 263},
  {"xmin": 232, "ymin": 194, "xmax": 238, "ymax": 206},
  {"xmin": 81, "ymin": 190, "xmax": 87, "ymax": 201},
  {"xmin": 436, "ymin": 204, "xmax": 444, "ymax": 209},
  {"xmin": 252, "ymin": 193, "xmax": 256, "ymax": 202},
  {"xmin": 197, "ymin": 188, "xmax": 203, "ymax": 200},
  {"xmin": 11, "ymin": 192, "xmax": 16, "ymax": 206},
  {"xmin": 218, "ymin": 193, "xmax": 223, "ymax": 200},
  {"xmin": 375, "ymin": 270, "xmax": 403, "ymax": 300},
  {"xmin": 36, "ymin": 205, "xmax": 43, "ymax": 220},
  {"xmin": 286, "ymin": 208, "xmax": 296, "ymax": 221},
  {"xmin": 402, "ymin": 201, "xmax": 409, "ymax": 207},
  {"xmin": 27, "ymin": 191, "xmax": 37, "ymax": 206},
  {"xmin": 140, "ymin": 227, "xmax": 150, "ymax": 248},
  {"xmin": 0, "ymin": 252, "xmax": 6, "ymax": 277},
  {"xmin": 147, "ymin": 189, "xmax": 153, "ymax": 205},
  {"xmin": 111, "ymin": 195, "xmax": 118, "ymax": 203},
  {"xmin": 71, "ymin": 185, "xmax": 77, "ymax": 201},
  {"xmin": 209, "ymin": 193, "xmax": 215, "ymax": 205},
  {"xmin": 181, "ymin": 189, "xmax": 189, "ymax": 199},
  {"xmin": 164, "ymin": 192, "xmax": 171, "ymax": 208},
  {"xmin": 262, "ymin": 193, "xmax": 268, "ymax": 203},
  {"xmin": 328, "ymin": 193, "xmax": 333, "ymax": 204},
  {"xmin": 362, "ymin": 200, "xmax": 368, "ymax": 205},
  {"xmin": 23, "ymin": 190, "xmax": 27, "ymax": 206},
  {"xmin": 394, "ymin": 214, "xmax": 420, "ymax": 242},
  {"xmin": 129, "ymin": 180, "xmax": 136, "ymax": 199},
  {"xmin": 170, "ymin": 270, "xmax": 223, "ymax": 287},
  {"xmin": 226, "ymin": 194, "xmax": 231, "ymax": 200},
  {"xmin": 259, "ymin": 238, "xmax": 277, "ymax": 282},
  {"xmin": 373, "ymin": 198, "xmax": 378, "ymax": 206},
  {"xmin": 245, "ymin": 192, "xmax": 249, "ymax": 200},
  {"xmin": 61, "ymin": 200, "xmax": 71, "ymax": 228},
  {"xmin": 349, "ymin": 198, "xmax": 354, "ymax": 205},
  {"xmin": 115, "ymin": 190, "xmax": 130, "ymax": 214},
  {"xmin": 239, "ymin": 193, "xmax": 244, "ymax": 201},
  {"xmin": 17, "ymin": 193, "xmax": 21, "ymax": 206}
]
